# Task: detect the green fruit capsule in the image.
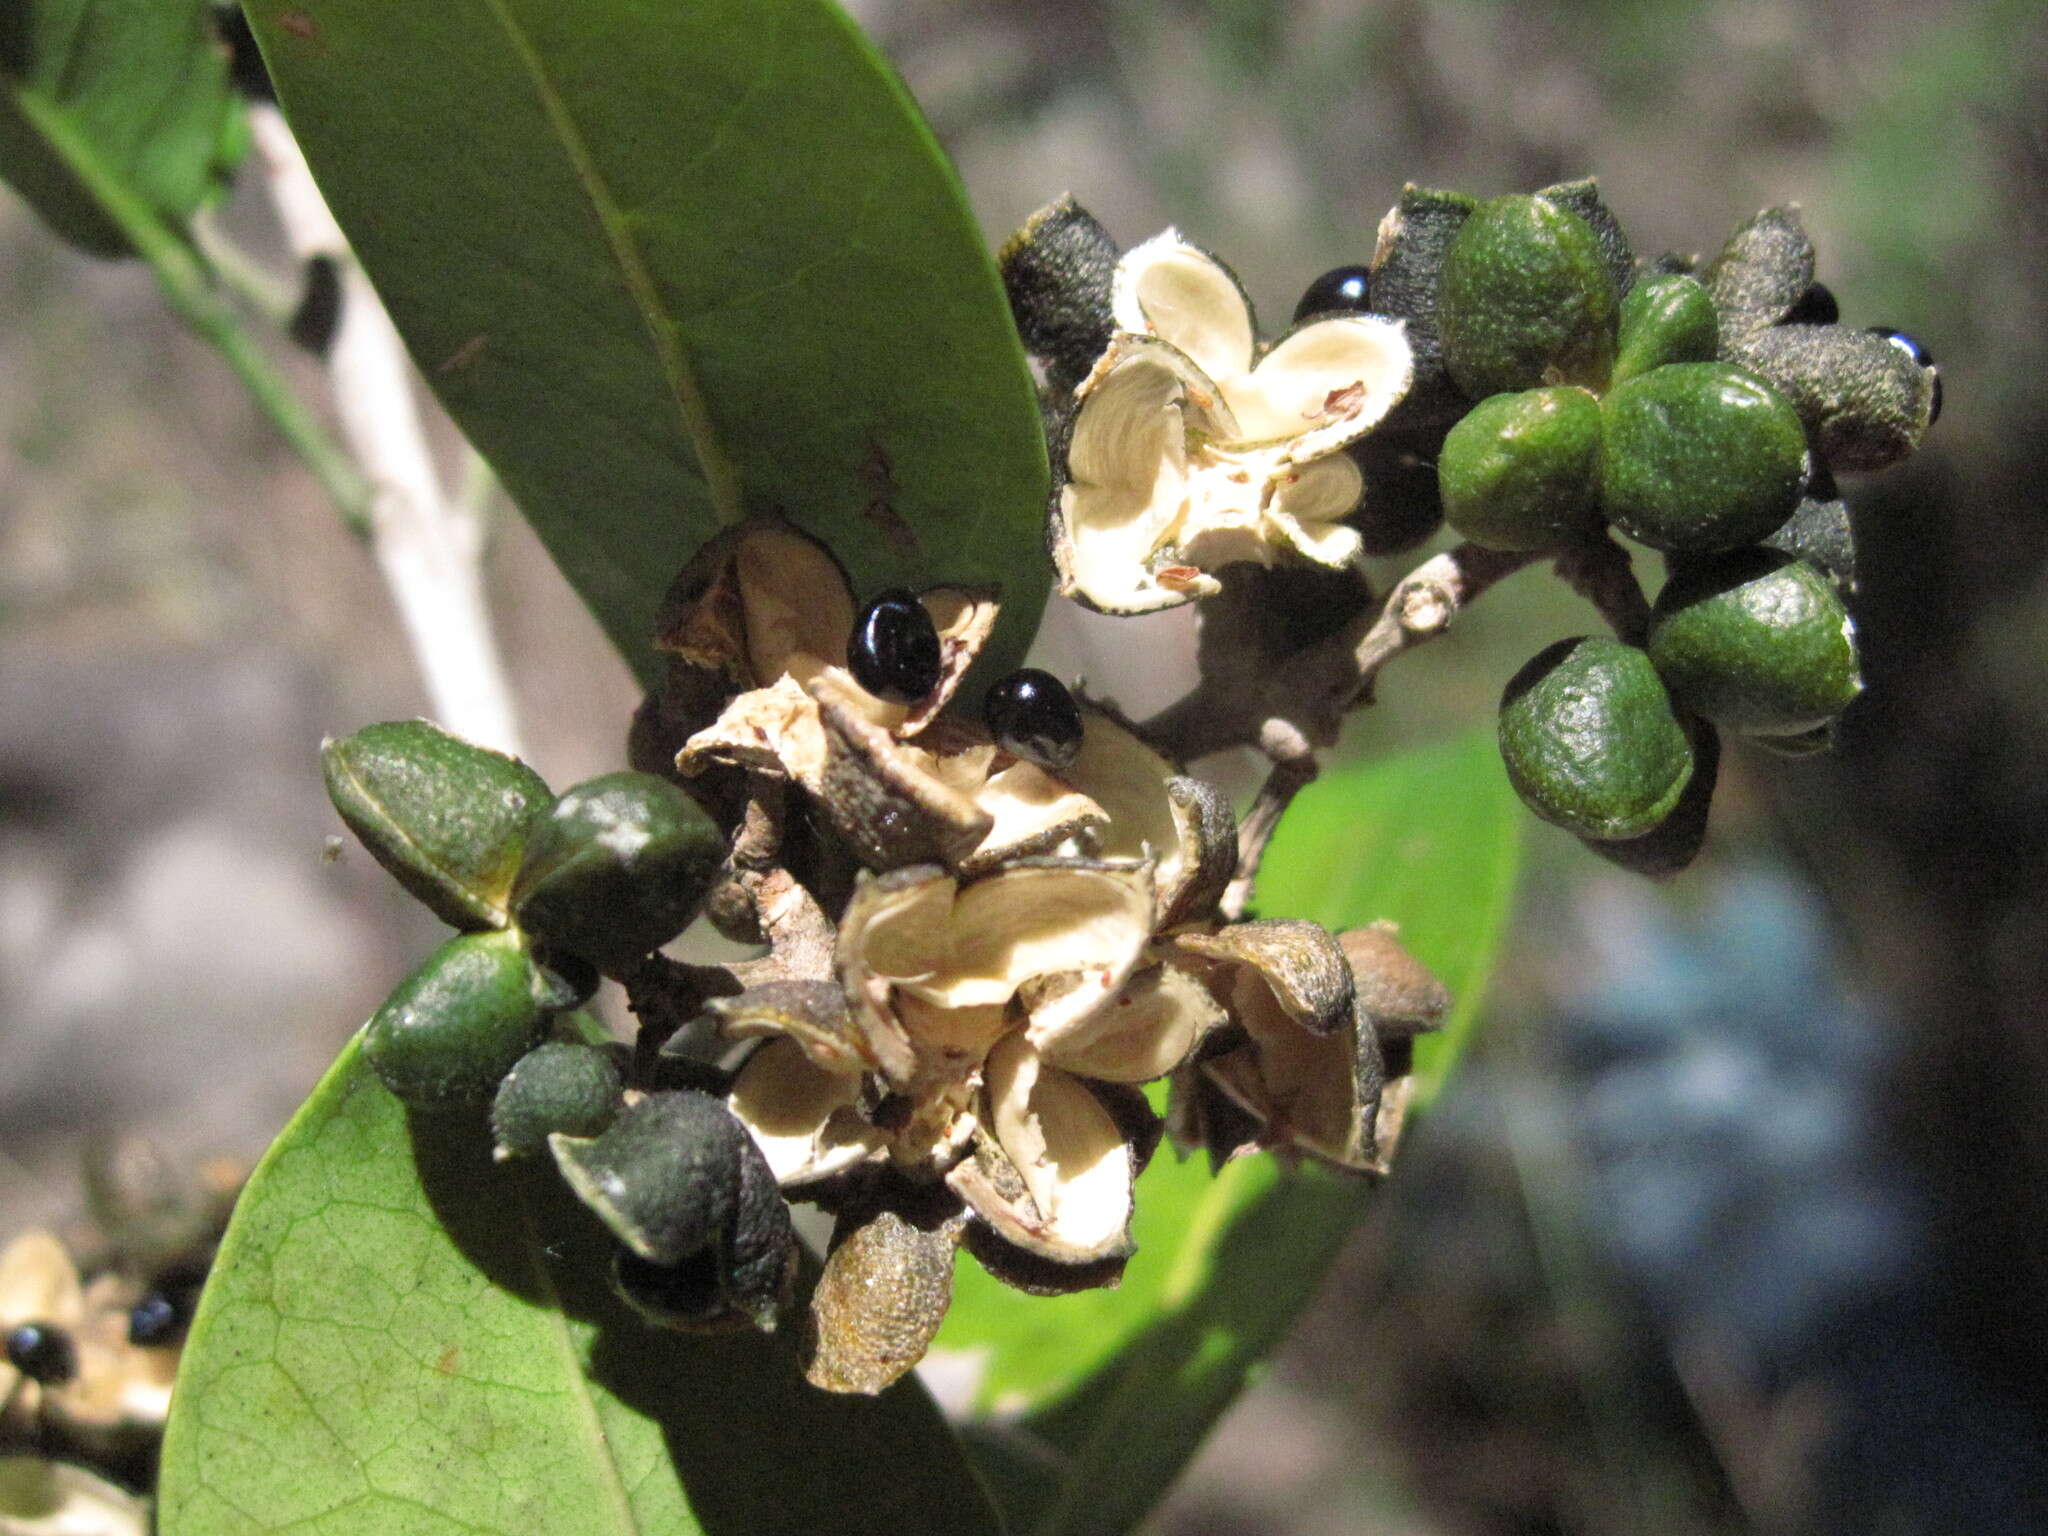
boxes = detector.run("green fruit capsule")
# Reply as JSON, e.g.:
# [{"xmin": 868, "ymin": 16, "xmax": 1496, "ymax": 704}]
[
  {"xmin": 1600, "ymin": 362, "xmax": 1808, "ymax": 552},
  {"xmin": 1498, "ymin": 636, "xmax": 1697, "ymax": 840},
  {"xmin": 1647, "ymin": 548, "xmax": 1862, "ymax": 735},
  {"xmin": 491, "ymin": 1040, "xmax": 624, "ymax": 1160},
  {"xmin": 1612, "ymin": 273, "xmax": 1719, "ymax": 385},
  {"xmin": 1439, "ymin": 387, "xmax": 1605, "ymax": 551},
  {"xmin": 364, "ymin": 929, "xmax": 551, "ymax": 1107},
  {"xmin": 556, "ymin": 1091, "xmax": 796, "ymax": 1332},
  {"xmin": 322, "ymin": 721, "xmax": 553, "ymax": 931},
  {"xmin": 1439, "ymin": 193, "xmax": 1619, "ymax": 399},
  {"xmin": 1582, "ymin": 718, "xmax": 1720, "ymax": 878},
  {"xmin": 512, "ymin": 772, "xmax": 725, "ymax": 974}
]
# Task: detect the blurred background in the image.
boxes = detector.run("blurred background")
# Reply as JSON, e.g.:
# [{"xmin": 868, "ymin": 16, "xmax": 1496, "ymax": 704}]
[{"xmin": 3, "ymin": 0, "xmax": 2045, "ymax": 1529}]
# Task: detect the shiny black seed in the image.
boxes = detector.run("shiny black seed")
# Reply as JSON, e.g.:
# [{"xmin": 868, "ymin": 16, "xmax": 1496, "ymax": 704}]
[
  {"xmin": 848, "ymin": 590, "xmax": 942, "ymax": 704},
  {"xmin": 1870, "ymin": 327, "xmax": 1940, "ymax": 423},
  {"xmin": 128, "ymin": 1292, "xmax": 188, "ymax": 1348},
  {"xmin": 1782, "ymin": 282, "xmax": 1838, "ymax": 325},
  {"xmin": 983, "ymin": 668, "xmax": 1085, "ymax": 772},
  {"xmin": 6, "ymin": 1322, "xmax": 76, "ymax": 1385},
  {"xmin": 1293, "ymin": 265, "xmax": 1372, "ymax": 324},
  {"xmin": 1869, "ymin": 326, "xmax": 1933, "ymax": 368}
]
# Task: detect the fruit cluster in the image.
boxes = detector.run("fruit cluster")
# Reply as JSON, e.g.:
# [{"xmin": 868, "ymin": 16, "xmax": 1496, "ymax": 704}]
[
  {"xmin": 329, "ymin": 531, "xmax": 1442, "ymax": 1388},
  {"xmin": 1411, "ymin": 189, "xmax": 1935, "ymax": 868},
  {"xmin": 1004, "ymin": 182, "xmax": 1938, "ymax": 870},
  {"xmin": 321, "ymin": 725, "xmax": 804, "ymax": 1328}
]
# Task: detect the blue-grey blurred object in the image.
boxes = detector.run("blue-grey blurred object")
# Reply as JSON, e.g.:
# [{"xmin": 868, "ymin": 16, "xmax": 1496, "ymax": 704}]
[{"xmin": 1552, "ymin": 867, "xmax": 2048, "ymax": 1533}]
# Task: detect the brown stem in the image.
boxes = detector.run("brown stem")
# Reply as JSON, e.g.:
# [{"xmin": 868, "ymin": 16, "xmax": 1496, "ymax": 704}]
[
  {"xmin": 1140, "ymin": 543, "xmax": 1538, "ymax": 765},
  {"xmin": 1552, "ymin": 536, "xmax": 1653, "ymax": 646},
  {"xmin": 1221, "ymin": 737, "xmax": 1318, "ymax": 921}
]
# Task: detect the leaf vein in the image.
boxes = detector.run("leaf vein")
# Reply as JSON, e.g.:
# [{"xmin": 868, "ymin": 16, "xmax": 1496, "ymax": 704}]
[{"xmin": 471, "ymin": 0, "xmax": 745, "ymax": 528}]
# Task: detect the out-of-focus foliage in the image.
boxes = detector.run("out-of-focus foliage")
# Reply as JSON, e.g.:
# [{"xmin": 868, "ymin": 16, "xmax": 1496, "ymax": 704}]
[{"xmin": 0, "ymin": 0, "xmax": 242, "ymax": 256}]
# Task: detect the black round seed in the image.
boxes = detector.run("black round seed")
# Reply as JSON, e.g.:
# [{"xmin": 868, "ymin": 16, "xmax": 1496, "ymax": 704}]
[
  {"xmin": 6, "ymin": 1322, "xmax": 77, "ymax": 1385},
  {"xmin": 1868, "ymin": 326, "xmax": 1933, "ymax": 368},
  {"xmin": 1293, "ymin": 265, "xmax": 1372, "ymax": 325},
  {"xmin": 128, "ymin": 1291, "xmax": 188, "ymax": 1348},
  {"xmin": 1781, "ymin": 282, "xmax": 1839, "ymax": 326},
  {"xmin": 848, "ymin": 590, "xmax": 943, "ymax": 704},
  {"xmin": 983, "ymin": 668, "xmax": 1085, "ymax": 772},
  {"xmin": 1869, "ymin": 327, "xmax": 1941, "ymax": 423}
]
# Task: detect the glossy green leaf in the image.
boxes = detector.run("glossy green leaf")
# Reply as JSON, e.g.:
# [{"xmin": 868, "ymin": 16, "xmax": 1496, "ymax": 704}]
[
  {"xmin": 939, "ymin": 728, "xmax": 1522, "ymax": 1535},
  {"xmin": 159, "ymin": 1039, "xmax": 1002, "ymax": 1536},
  {"xmin": 0, "ymin": 0, "xmax": 242, "ymax": 256},
  {"xmin": 244, "ymin": 0, "xmax": 1050, "ymax": 689}
]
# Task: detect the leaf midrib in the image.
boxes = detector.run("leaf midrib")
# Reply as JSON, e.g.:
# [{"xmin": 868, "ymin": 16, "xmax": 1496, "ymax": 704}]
[
  {"xmin": 513, "ymin": 1195, "xmax": 651, "ymax": 1536},
  {"xmin": 472, "ymin": 0, "xmax": 745, "ymax": 528}
]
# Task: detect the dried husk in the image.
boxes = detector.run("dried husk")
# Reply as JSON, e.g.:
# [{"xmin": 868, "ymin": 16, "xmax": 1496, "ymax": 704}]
[
  {"xmin": 948, "ymin": 1037, "xmax": 1137, "ymax": 1268},
  {"xmin": 725, "ymin": 1038, "xmax": 883, "ymax": 1188},
  {"xmin": 804, "ymin": 1203, "xmax": 964, "ymax": 1395}
]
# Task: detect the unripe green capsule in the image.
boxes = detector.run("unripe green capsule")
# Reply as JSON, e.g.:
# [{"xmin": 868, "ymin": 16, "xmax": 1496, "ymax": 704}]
[
  {"xmin": 1600, "ymin": 362, "xmax": 1808, "ymax": 552},
  {"xmin": 491, "ymin": 1040, "xmax": 624, "ymax": 1160},
  {"xmin": 1647, "ymin": 548, "xmax": 1862, "ymax": 735},
  {"xmin": 555, "ymin": 1091, "xmax": 796, "ymax": 1332},
  {"xmin": 1498, "ymin": 636, "xmax": 1696, "ymax": 840},
  {"xmin": 363, "ymin": 929, "xmax": 551, "ymax": 1107},
  {"xmin": 1439, "ymin": 194, "xmax": 1619, "ymax": 398},
  {"xmin": 1612, "ymin": 273, "xmax": 1719, "ymax": 384},
  {"xmin": 322, "ymin": 720, "xmax": 553, "ymax": 931},
  {"xmin": 1582, "ymin": 718, "xmax": 1720, "ymax": 878},
  {"xmin": 512, "ymin": 772, "xmax": 725, "ymax": 974},
  {"xmin": 1439, "ymin": 386, "xmax": 1605, "ymax": 551}
]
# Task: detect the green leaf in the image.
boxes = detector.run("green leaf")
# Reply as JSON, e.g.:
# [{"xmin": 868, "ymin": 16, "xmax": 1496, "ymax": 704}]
[
  {"xmin": 938, "ymin": 729, "xmax": 1523, "ymax": 1535},
  {"xmin": 244, "ymin": 0, "xmax": 1050, "ymax": 689},
  {"xmin": 0, "ymin": 0, "xmax": 243, "ymax": 256},
  {"xmin": 159, "ymin": 1038, "xmax": 1003, "ymax": 1536}
]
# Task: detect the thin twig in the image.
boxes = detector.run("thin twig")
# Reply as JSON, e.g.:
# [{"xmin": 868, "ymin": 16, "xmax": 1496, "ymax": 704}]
[
  {"xmin": 1145, "ymin": 544, "xmax": 1536, "ymax": 914},
  {"xmin": 1220, "ymin": 735, "xmax": 1318, "ymax": 920},
  {"xmin": 1141, "ymin": 543, "xmax": 1538, "ymax": 765},
  {"xmin": 251, "ymin": 108, "xmax": 525, "ymax": 757},
  {"xmin": 1552, "ymin": 535, "xmax": 1653, "ymax": 646}
]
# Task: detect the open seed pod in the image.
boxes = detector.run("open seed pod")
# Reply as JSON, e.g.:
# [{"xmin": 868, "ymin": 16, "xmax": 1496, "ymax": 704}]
[
  {"xmin": 1173, "ymin": 919, "xmax": 1388, "ymax": 1170},
  {"xmin": 673, "ymin": 524, "xmax": 999, "ymax": 805},
  {"xmin": 837, "ymin": 858, "xmax": 1159, "ymax": 1092},
  {"xmin": 725, "ymin": 1037, "xmax": 884, "ymax": 1189},
  {"xmin": 947, "ymin": 1035, "xmax": 1138, "ymax": 1272},
  {"xmin": 552, "ymin": 1090, "xmax": 795, "ymax": 1332},
  {"xmin": 1024, "ymin": 957, "xmax": 1227, "ymax": 1084},
  {"xmin": 0, "ymin": 1234, "xmax": 177, "ymax": 1460},
  {"xmin": 1052, "ymin": 232, "xmax": 1412, "ymax": 614},
  {"xmin": 1063, "ymin": 701, "xmax": 1237, "ymax": 925},
  {"xmin": 707, "ymin": 981, "xmax": 868, "ymax": 1075}
]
